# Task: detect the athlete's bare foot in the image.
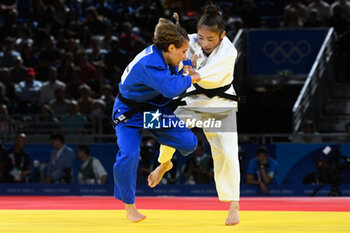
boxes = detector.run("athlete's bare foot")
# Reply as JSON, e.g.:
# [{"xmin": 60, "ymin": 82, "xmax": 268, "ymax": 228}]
[
  {"xmin": 125, "ymin": 204, "xmax": 146, "ymax": 223},
  {"xmin": 225, "ymin": 201, "xmax": 240, "ymax": 226},
  {"xmin": 147, "ymin": 160, "xmax": 173, "ymax": 188}
]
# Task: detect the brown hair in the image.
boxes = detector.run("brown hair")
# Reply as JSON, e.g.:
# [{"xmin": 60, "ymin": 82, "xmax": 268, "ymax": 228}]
[
  {"xmin": 198, "ymin": 4, "xmax": 225, "ymax": 34},
  {"xmin": 153, "ymin": 13, "xmax": 189, "ymax": 51}
]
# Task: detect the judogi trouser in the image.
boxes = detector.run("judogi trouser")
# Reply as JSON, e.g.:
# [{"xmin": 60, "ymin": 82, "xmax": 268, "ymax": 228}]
[
  {"xmin": 113, "ymin": 116, "xmax": 198, "ymax": 204},
  {"xmin": 159, "ymin": 107, "xmax": 240, "ymax": 201}
]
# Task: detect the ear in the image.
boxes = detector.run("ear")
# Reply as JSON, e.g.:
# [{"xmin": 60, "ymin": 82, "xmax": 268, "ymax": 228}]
[
  {"xmin": 220, "ymin": 31, "xmax": 226, "ymax": 40},
  {"xmin": 168, "ymin": 44, "xmax": 176, "ymax": 53}
]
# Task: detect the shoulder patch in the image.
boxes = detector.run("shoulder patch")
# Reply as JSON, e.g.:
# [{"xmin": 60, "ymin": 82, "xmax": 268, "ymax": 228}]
[
  {"xmin": 145, "ymin": 46, "xmax": 153, "ymax": 55},
  {"xmin": 193, "ymin": 37, "xmax": 198, "ymax": 43}
]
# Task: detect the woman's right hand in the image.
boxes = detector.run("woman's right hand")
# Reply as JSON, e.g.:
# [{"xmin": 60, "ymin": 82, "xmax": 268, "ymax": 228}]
[{"xmin": 190, "ymin": 71, "xmax": 201, "ymax": 83}]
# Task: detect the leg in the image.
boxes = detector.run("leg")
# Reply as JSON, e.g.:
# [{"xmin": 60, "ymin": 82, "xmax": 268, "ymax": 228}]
[
  {"xmin": 147, "ymin": 125, "xmax": 197, "ymax": 188},
  {"xmin": 147, "ymin": 145, "xmax": 175, "ymax": 187},
  {"xmin": 113, "ymin": 125, "xmax": 146, "ymax": 222},
  {"xmin": 204, "ymin": 130, "xmax": 240, "ymax": 225}
]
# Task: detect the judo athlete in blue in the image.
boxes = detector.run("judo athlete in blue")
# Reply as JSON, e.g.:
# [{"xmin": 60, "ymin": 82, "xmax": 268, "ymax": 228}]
[{"xmin": 112, "ymin": 14, "xmax": 201, "ymax": 222}]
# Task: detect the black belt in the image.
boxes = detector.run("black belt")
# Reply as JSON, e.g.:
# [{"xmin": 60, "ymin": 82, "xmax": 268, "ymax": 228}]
[
  {"xmin": 112, "ymin": 93, "xmax": 186, "ymax": 126},
  {"xmin": 183, "ymin": 83, "xmax": 246, "ymax": 103},
  {"xmin": 112, "ymin": 84, "xmax": 245, "ymax": 126}
]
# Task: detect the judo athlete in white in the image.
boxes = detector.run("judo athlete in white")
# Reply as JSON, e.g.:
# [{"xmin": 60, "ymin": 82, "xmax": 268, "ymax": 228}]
[
  {"xmin": 112, "ymin": 14, "xmax": 201, "ymax": 223},
  {"xmin": 148, "ymin": 5, "xmax": 241, "ymax": 226}
]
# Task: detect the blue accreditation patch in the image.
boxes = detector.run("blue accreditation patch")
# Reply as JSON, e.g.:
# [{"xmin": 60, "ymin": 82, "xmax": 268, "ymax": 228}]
[
  {"xmin": 145, "ymin": 46, "xmax": 153, "ymax": 55},
  {"xmin": 194, "ymin": 37, "xmax": 198, "ymax": 43}
]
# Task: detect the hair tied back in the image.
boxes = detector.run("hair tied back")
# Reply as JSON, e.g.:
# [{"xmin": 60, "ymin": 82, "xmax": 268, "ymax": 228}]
[
  {"xmin": 173, "ymin": 12, "xmax": 180, "ymax": 26},
  {"xmin": 204, "ymin": 4, "xmax": 220, "ymax": 16}
]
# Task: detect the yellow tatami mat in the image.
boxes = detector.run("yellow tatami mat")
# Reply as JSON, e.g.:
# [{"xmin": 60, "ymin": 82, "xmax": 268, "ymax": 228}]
[{"xmin": 1, "ymin": 210, "xmax": 349, "ymax": 233}]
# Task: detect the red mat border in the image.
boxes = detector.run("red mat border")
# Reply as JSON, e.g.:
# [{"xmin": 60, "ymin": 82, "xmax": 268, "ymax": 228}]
[{"xmin": 0, "ymin": 196, "xmax": 350, "ymax": 212}]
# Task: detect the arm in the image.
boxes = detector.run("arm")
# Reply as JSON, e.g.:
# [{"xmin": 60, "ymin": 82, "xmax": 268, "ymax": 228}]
[
  {"xmin": 246, "ymin": 174, "xmax": 261, "ymax": 185},
  {"xmin": 142, "ymin": 65, "xmax": 193, "ymax": 98},
  {"xmin": 260, "ymin": 166, "xmax": 273, "ymax": 184}
]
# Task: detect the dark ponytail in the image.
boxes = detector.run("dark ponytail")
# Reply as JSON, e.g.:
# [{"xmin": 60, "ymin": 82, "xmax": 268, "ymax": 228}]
[{"xmin": 198, "ymin": 4, "xmax": 225, "ymax": 34}]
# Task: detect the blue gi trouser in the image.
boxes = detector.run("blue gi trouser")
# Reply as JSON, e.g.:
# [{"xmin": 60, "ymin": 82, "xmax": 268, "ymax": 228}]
[{"xmin": 113, "ymin": 121, "xmax": 197, "ymax": 204}]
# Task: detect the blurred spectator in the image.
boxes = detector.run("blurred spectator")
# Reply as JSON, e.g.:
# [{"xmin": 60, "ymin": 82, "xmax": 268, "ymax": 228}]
[
  {"xmin": 0, "ymin": 133, "xmax": 31, "ymax": 183},
  {"xmin": 15, "ymin": 67, "xmax": 42, "ymax": 114},
  {"xmin": 86, "ymin": 36, "xmax": 108, "ymax": 63},
  {"xmin": 337, "ymin": 122, "xmax": 350, "ymax": 142},
  {"xmin": 119, "ymin": 22, "xmax": 138, "ymax": 53},
  {"xmin": 329, "ymin": 4, "xmax": 349, "ymax": 34},
  {"xmin": 307, "ymin": 0, "xmax": 330, "ymax": 25},
  {"xmin": 65, "ymin": 38, "xmax": 80, "ymax": 57},
  {"xmin": 61, "ymin": 100, "xmax": 87, "ymax": 134},
  {"xmin": 83, "ymin": 6, "xmax": 106, "ymax": 35},
  {"xmin": 49, "ymin": 87, "xmax": 70, "ymax": 116},
  {"xmin": 0, "ymin": 83, "xmax": 10, "ymax": 107},
  {"xmin": 46, "ymin": 133, "xmax": 75, "ymax": 184},
  {"xmin": 53, "ymin": 0, "xmax": 68, "ymax": 26},
  {"xmin": 77, "ymin": 84, "xmax": 93, "ymax": 115},
  {"xmin": 79, "ymin": 26, "xmax": 92, "ymax": 49},
  {"xmin": 77, "ymin": 144, "xmax": 107, "ymax": 184},
  {"xmin": 55, "ymin": 29, "xmax": 68, "ymax": 51},
  {"xmin": 91, "ymin": 99, "xmax": 106, "ymax": 133},
  {"xmin": 33, "ymin": 104, "xmax": 60, "ymax": 134},
  {"xmin": 303, "ymin": 8, "xmax": 321, "ymax": 27},
  {"xmin": 293, "ymin": 120, "xmax": 322, "ymax": 143},
  {"xmin": 0, "ymin": 7, "xmax": 18, "ymax": 39},
  {"xmin": 100, "ymin": 84, "xmax": 115, "ymax": 116},
  {"xmin": 98, "ymin": 23, "xmax": 118, "ymax": 51},
  {"xmin": 246, "ymin": 146, "xmax": 278, "ymax": 194},
  {"xmin": 95, "ymin": 0, "xmax": 114, "ymax": 19},
  {"xmin": 37, "ymin": 37, "xmax": 61, "ymax": 80},
  {"xmin": 0, "ymin": 68, "xmax": 16, "ymax": 111},
  {"xmin": 64, "ymin": 7, "xmax": 80, "ymax": 30},
  {"xmin": 57, "ymin": 52, "xmax": 75, "ymax": 83},
  {"xmin": 15, "ymin": 26, "xmax": 33, "ymax": 51},
  {"xmin": 0, "ymin": 37, "xmax": 20, "ymax": 68},
  {"xmin": 65, "ymin": 67, "xmax": 84, "ymax": 100},
  {"xmin": 330, "ymin": 0, "xmax": 350, "ymax": 18},
  {"xmin": 0, "ymin": 104, "xmax": 12, "ymax": 136},
  {"xmin": 239, "ymin": 0, "xmax": 261, "ymax": 28},
  {"xmin": 284, "ymin": 0, "xmax": 308, "ymax": 22},
  {"xmin": 302, "ymin": 158, "xmax": 327, "ymax": 184},
  {"xmin": 40, "ymin": 66, "xmax": 66, "ymax": 105},
  {"xmin": 104, "ymin": 39, "xmax": 128, "ymax": 78},
  {"xmin": 21, "ymin": 43, "xmax": 38, "ymax": 69},
  {"xmin": 37, "ymin": 5, "xmax": 62, "ymax": 37},
  {"xmin": 76, "ymin": 50, "xmax": 97, "ymax": 85},
  {"xmin": 183, "ymin": 142, "xmax": 214, "ymax": 184},
  {"xmin": 9, "ymin": 56, "xmax": 27, "ymax": 83},
  {"xmin": 280, "ymin": 7, "xmax": 303, "ymax": 28}
]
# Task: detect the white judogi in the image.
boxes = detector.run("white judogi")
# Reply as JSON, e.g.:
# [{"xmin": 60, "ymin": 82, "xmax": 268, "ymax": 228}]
[{"xmin": 159, "ymin": 34, "xmax": 240, "ymax": 201}]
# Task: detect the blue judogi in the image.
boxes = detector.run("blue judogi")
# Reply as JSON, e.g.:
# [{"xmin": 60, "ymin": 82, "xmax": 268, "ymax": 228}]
[{"xmin": 112, "ymin": 45, "xmax": 197, "ymax": 204}]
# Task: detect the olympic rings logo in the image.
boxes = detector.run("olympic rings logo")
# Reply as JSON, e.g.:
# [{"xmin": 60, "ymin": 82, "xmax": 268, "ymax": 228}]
[{"xmin": 263, "ymin": 40, "xmax": 311, "ymax": 64}]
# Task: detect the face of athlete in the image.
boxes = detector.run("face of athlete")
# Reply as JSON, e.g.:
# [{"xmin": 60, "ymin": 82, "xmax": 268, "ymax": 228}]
[
  {"xmin": 165, "ymin": 40, "xmax": 189, "ymax": 67},
  {"xmin": 197, "ymin": 26, "xmax": 225, "ymax": 56}
]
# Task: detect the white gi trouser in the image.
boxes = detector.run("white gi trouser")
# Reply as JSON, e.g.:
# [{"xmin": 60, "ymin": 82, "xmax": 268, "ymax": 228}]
[{"xmin": 159, "ymin": 106, "xmax": 240, "ymax": 201}]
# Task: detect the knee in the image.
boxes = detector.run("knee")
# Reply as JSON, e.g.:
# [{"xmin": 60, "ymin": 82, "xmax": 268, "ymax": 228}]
[
  {"xmin": 180, "ymin": 134, "xmax": 198, "ymax": 155},
  {"xmin": 116, "ymin": 146, "xmax": 140, "ymax": 164}
]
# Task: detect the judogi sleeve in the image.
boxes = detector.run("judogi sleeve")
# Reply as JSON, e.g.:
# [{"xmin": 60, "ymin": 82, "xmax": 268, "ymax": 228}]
[{"xmin": 141, "ymin": 64, "xmax": 192, "ymax": 99}]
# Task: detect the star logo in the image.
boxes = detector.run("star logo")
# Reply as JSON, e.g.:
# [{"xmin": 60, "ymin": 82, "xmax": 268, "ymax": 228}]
[
  {"xmin": 150, "ymin": 109, "xmax": 162, "ymax": 122},
  {"xmin": 143, "ymin": 110, "xmax": 162, "ymax": 129}
]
